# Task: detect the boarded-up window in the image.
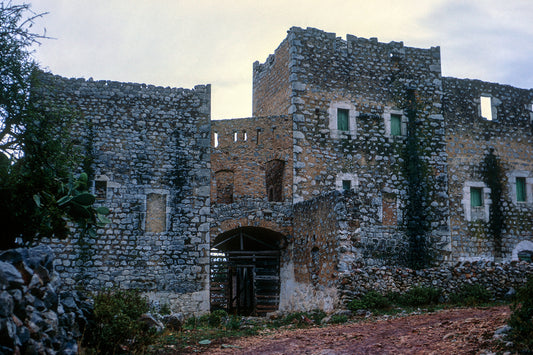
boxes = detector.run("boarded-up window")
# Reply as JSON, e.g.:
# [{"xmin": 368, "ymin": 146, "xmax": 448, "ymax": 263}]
[
  {"xmin": 390, "ymin": 114, "xmax": 402, "ymax": 136},
  {"xmin": 266, "ymin": 159, "xmax": 284, "ymax": 202},
  {"xmin": 382, "ymin": 193, "xmax": 397, "ymax": 226},
  {"xmin": 337, "ymin": 108, "xmax": 349, "ymax": 131},
  {"xmin": 146, "ymin": 193, "xmax": 166, "ymax": 233},
  {"xmin": 215, "ymin": 170, "xmax": 234, "ymax": 204}
]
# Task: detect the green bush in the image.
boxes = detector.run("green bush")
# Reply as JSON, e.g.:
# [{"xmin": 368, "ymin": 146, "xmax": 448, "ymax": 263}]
[
  {"xmin": 508, "ymin": 277, "xmax": 533, "ymax": 352},
  {"xmin": 88, "ymin": 289, "xmax": 155, "ymax": 354},
  {"xmin": 397, "ymin": 286, "xmax": 441, "ymax": 307},
  {"xmin": 448, "ymin": 284, "xmax": 492, "ymax": 306},
  {"xmin": 347, "ymin": 291, "xmax": 390, "ymax": 311},
  {"xmin": 209, "ymin": 309, "xmax": 228, "ymax": 327}
]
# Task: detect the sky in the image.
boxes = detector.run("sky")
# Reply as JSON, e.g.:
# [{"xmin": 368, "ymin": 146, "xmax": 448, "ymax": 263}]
[{"xmin": 23, "ymin": 0, "xmax": 533, "ymax": 120}]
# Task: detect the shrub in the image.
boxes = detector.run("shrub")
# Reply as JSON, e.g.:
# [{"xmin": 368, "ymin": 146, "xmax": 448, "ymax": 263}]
[
  {"xmin": 87, "ymin": 289, "xmax": 155, "ymax": 354},
  {"xmin": 397, "ymin": 286, "xmax": 441, "ymax": 307},
  {"xmin": 508, "ymin": 277, "xmax": 533, "ymax": 352},
  {"xmin": 208, "ymin": 309, "xmax": 228, "ymax": 327},
  {"xmin": 347, "ymin": 291, "xmax": 390, "ymax": 311},
  {"xmin": 448, "ymin": 284, "xmax": 492, "ymax": 306}
]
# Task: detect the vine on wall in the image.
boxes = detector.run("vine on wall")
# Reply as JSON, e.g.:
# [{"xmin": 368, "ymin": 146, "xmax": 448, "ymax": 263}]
[
  {"xmin": 401, "ymin": 87, "xmax": 432, "ymax": 269},
  {"xmin": 481, "ymin": 148, "xmax": 505, "ymax": 258}
]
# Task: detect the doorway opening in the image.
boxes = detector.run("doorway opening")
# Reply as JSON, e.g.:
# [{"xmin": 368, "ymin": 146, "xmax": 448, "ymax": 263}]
[{"xmin": 210, "ymin": 227, "xmax": 283, "ymax": 316}]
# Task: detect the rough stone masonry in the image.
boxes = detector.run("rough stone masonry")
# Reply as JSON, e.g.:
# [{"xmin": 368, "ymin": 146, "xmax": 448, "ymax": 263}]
[{"xmin": 34, "ymin": 27, "xmax": 533, "ymax": 315}]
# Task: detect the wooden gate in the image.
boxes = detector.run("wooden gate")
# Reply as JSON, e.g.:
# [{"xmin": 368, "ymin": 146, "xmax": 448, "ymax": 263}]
[{"xmin": 210, "ymin": 250, "xmax": 280, "ymax": 316}]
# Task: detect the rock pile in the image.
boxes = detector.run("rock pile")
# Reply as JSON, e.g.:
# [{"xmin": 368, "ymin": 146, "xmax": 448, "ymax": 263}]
[{"xmin": 0, "ymin": 246, "xmax": 91, "ymax": 354}]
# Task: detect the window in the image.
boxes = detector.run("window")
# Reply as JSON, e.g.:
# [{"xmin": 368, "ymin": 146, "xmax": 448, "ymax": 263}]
[
  {"xmin": 328, "ymin": 101, "xmax": 356, "ymax": 139},
  {"xmin": 516, "ymin": 177, "xmax": 526, "ymax": 202},
  {"xmin": 215, "ymin": 170, "xmax": 234, "ymax": 204},
  {"xmin": 480, "ymin": 96, "xmax": 492, "ymax": 120},
  {"xmin": 243, "ymin": 131, "xmax": 247, "ymax": 141},
  {"xmin": 470, "ymin": 187, "xmax": 483, "ymax": 207},
  {"xmin": 266, "ymin": 159, "xmax": 284, "ymax": 202},
  {"xmin": 233, "ymin": 132, "xmax": 238, "ymax": 142},
  {"xmin": 337, "ymin": 108, "xmax": 349, "ymax": 131},
  {"xmin": 336, "ymin": 173, "xmax": 358, "ymax": 192},
  {"xmin": 213, "ymin": 132, "xmax": 219, "ymax": 147},
  {"xmin": 463, "ymin": 182, "xmax": 490, "ymax": 221},
  {"xmin": 510, "ymin": 171, "xmax": 531, "ymax": 205},
  {"xmin": 94, "ymin": 180, "xmax": 107, "ymax": 200},
  {"xmin": 342, "ymin": 180, "xmax": 351, "ymax": 191},
  {"xmin": 390, "ymin": 114, "xmax": 402, "ymax": 136}
]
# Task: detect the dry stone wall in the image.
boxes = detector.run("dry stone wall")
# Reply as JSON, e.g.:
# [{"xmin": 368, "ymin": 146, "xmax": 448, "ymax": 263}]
[
  {"xmin": 340, "ymin": 261, "xmax": 533, "ymax": 305},
  {"xmin": 33, "ymin": 73, "xmax": 211, "ymax": 315}
]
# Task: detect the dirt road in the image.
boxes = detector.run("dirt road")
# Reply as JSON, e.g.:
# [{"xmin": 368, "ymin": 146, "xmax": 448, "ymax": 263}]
[{"xmin": 205, "ymin": 306, "xmax": 510, "ymax": 354}]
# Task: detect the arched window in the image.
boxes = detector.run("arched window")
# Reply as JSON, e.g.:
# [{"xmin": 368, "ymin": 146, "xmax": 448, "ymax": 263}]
[{"xmin": 265, "ymin": 159, "xmax": 284, "ymax": 202}]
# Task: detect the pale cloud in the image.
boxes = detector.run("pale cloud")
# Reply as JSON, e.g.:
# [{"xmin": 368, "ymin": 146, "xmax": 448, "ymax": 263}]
[{"xmin": 26, "ymin": 0, "xmax": 532, "ymax": 119}]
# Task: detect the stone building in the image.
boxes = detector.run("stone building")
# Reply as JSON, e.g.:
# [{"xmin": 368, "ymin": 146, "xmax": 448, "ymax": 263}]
[{"xmin": 36, "ymin": 27, "xmax": 533, "ymax": 315}]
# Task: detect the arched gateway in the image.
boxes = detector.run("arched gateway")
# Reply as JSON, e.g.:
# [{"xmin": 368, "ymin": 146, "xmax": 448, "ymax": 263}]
[{"xmin": 210, "ymin": 227, "xmax": 285, "ymax": 316}]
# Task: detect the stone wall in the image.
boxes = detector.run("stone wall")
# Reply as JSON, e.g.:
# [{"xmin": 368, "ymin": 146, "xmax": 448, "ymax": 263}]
[
  {"xmin": 33, "ymin": 73, "xmax": 211, "ymax": 315},
  {"xmin": 443, "ymin": 77, "xmax": 533, "ymax": 262},
  {"xmin": 253, "ymin": 39, "xmax": 291, "ymax": 117},
  {"xmin": 340, "ymin": 261, "xmax": 533, "ymax": 306},
  {"xmin": 251, "ymin": 27, "xmax": 450, "ymax": 267},
  {"xmin": 211, "ymin": 115, "xmax": 293, "ymax": 204}
]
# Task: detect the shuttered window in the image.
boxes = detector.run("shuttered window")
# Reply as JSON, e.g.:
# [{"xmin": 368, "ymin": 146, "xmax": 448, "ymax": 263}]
[
  {"xmin": 516, "ymin": 177, "xmax": 526, "ymax": 202},
  {"xmin": 470, "ymin": 187, "xmax": 483, "ymax": 207},
  {"xmin": 337, "ymin": 108, "xmax": 349, "ymax": 131},
  {"xmin": 391, "ymin": 114, "xmax": 402, "ymax": 136}
]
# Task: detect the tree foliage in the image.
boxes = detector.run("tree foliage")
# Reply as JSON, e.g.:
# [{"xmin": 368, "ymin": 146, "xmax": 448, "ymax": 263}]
[
  {"xmin": 0, "ymin": 1, "xmax": 46, "ymax": 156},
  {"xmin": 0, "ymin": 2, "xmax": 108, "ymax": 249}
]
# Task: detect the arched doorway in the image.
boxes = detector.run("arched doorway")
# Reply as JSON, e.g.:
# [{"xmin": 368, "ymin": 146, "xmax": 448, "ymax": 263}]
[{"xmin": 210, "ymin": 227, "xmax": 284, "ymax": 316}]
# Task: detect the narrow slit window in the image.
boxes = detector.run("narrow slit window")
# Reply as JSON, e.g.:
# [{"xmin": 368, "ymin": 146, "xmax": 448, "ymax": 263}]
[
  {"xmin": 233, "ymin": 132, "xmax": 238, "ymax": 142},
  {"xmin": 516, "ymin": 177, "xmax": 526, "ymax": 202},
  {"xmin": 480, "ymin": 96, "xmax": 492, "ymax": 120},
  {"xmin": 243, "ymin": 131, "xmax": 247, "ymax": 141},
  {"xmin": 390, "ymin": 114, "xmax": 402, "ymax": 136},
  {"xmin": 470, "ymin": 187, "xmax": 483, "ymax": 207},
  {"xmin": 256, "ymin": 129, "xmax": 261, "ymax": 144},
  {"xmin": 337, "ymin": 108, "xmax": 349, "ymax": 131},
  {"xmin": 214, "ymin": 132, "xmax": 219, "ymax": 147}
]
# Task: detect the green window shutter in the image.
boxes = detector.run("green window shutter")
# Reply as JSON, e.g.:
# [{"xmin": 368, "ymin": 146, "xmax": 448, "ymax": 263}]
[
  {"xmin": 470, "ymin": 187, "xmax": 482, "ymax": 207},
  {"xmin": 391, "ymin": 114, "xmax": 402, "ymax": 136},
  {"xmin": 517, "ymin": 177, "xmax": 526, "ymax": 202},
  {"xmin": 337, "ymin": 108, "xmax": 349, "ymax": 131}
]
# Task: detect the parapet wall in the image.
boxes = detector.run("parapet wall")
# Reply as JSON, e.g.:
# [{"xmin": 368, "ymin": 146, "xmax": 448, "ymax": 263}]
[{"xmin": 33, "ymin": 72, "xmax": 211, "ymax": 315}]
